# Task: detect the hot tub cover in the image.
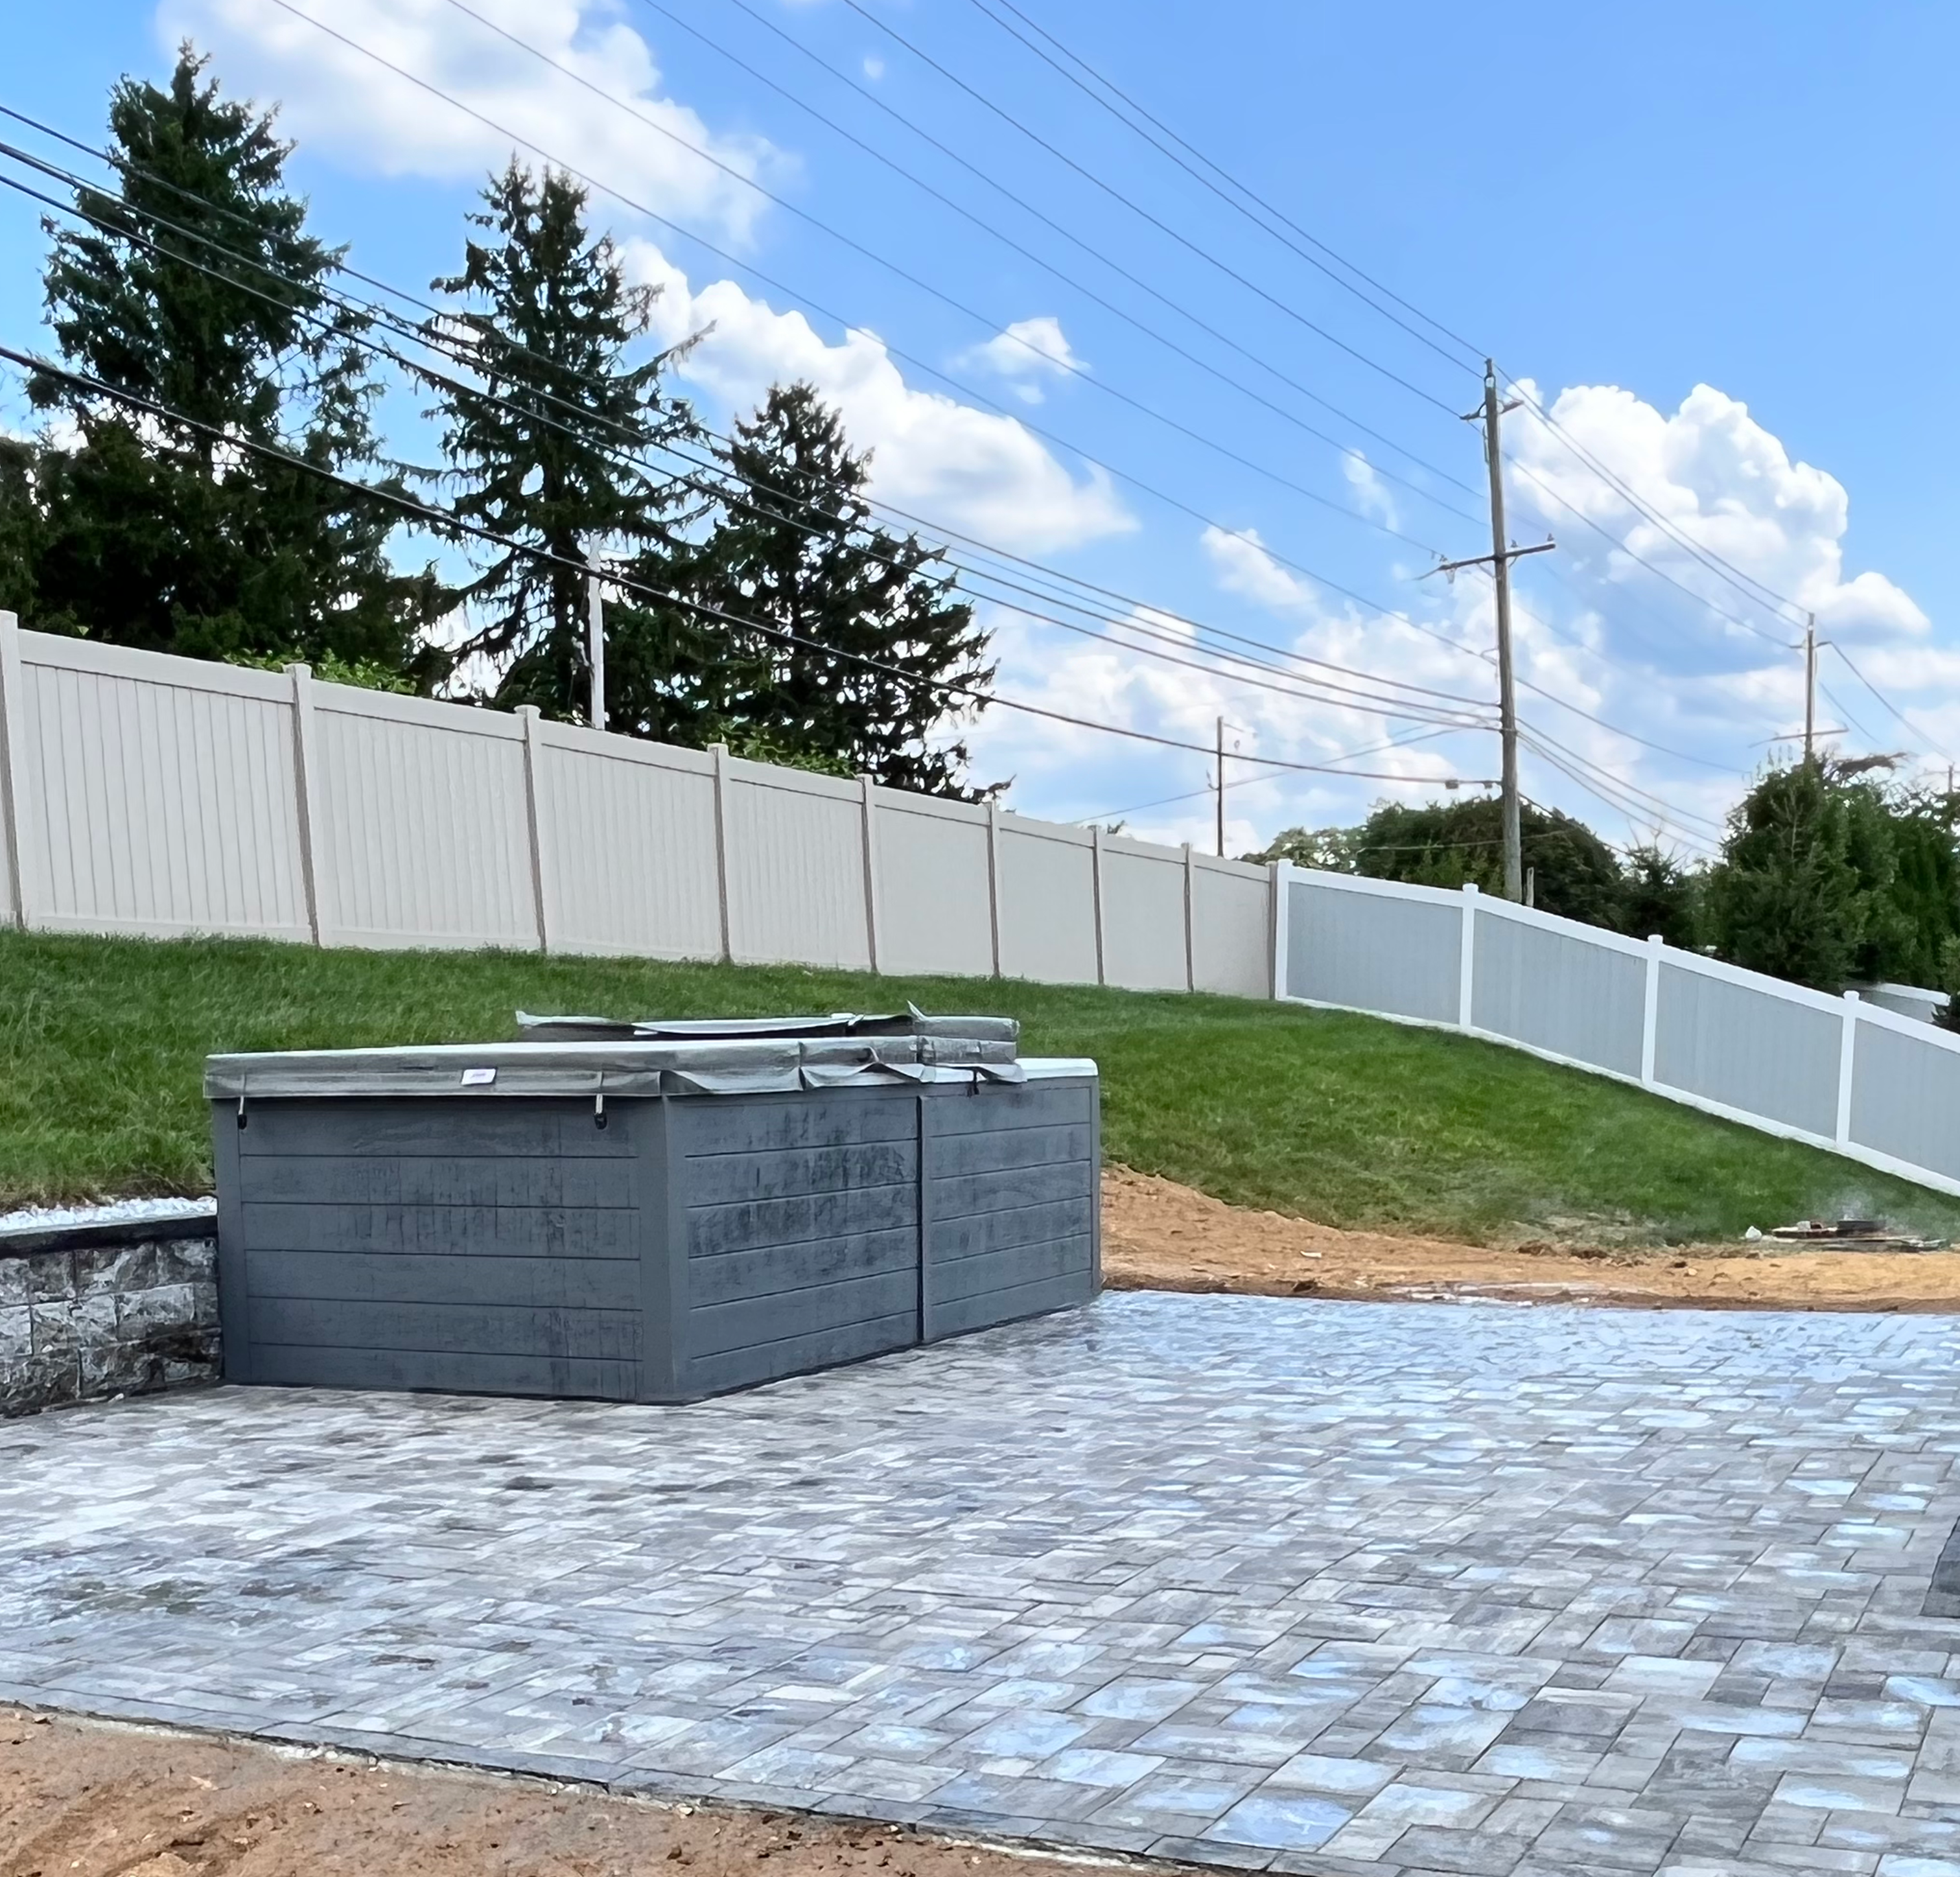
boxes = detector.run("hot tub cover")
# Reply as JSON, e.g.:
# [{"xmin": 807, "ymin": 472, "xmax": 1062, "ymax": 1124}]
[
  {"xmin": 514, "ymin": 1004, "xmax": 1018, "ymax": 1045},
  {"xmin": 204, "ymin": 1009, "xmax": 1046, "ymax": 1099}
]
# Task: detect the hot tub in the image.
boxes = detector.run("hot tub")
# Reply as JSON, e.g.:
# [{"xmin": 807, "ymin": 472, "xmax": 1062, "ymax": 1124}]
[{"xmin": 205, "ymin": 1012, "xmax": 1098, "ymax": 1403}]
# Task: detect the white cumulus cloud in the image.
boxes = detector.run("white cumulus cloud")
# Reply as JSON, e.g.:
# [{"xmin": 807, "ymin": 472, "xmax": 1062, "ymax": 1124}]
[
  {"xmin": 961, "ymin": 316, "xmax": 1084, "ymax": 406},
  {"xmin": 627, "ymin": 243, "xmax": 1132, "ymax": 555},
  {"xmin": 158, "ymin": 0, "xmax": 783, "ymax": 246},
  {"xmin": 1506, "ymin": 379, "xmax": 1929, "ymax": 646},
  {"xmin": 1339, "ymin": 452, "xmax": 1397, "ymax": 529}
]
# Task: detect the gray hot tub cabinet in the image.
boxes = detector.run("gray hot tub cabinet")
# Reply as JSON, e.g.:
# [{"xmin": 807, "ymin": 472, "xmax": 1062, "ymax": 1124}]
[{"xmin": 205, "ymin": 1018, "xmax": 1098, "ymax": 1403}]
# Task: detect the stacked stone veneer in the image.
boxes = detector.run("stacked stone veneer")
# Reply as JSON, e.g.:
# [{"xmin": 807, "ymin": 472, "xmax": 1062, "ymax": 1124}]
[{"xmin": 1, "ymin": 1213, "xmax": 220, "ymax": 1416}]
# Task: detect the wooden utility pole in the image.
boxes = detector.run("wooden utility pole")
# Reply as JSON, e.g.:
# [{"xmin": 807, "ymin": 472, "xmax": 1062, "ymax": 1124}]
[
  {"xmin": 586, "ymin": 546, "xmax": 607, "ymax": 734},
  {"xmin": 1480, "ymin": 368, "xmax": 1522, "ymax": 901},
  {"xmin": 1215, "ymin": 714, "xmax": 1226, "ymax": 857},
  {"xmin": 1429, "ymin": 362, "xmax": 1554, "ymax": 903},
  {"xmin": 1802, "ymin": 614, "xmax": 1817, "ymax": 764}
]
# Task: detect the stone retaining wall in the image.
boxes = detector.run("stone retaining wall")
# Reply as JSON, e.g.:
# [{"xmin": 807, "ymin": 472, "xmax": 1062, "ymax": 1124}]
[{"xmin": 1, "ymin": 1214, "xmax": 220, "ymax": 1416}]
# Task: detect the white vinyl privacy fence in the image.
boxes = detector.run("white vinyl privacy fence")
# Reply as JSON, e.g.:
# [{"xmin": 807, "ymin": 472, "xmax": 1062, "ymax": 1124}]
[
  {"xmin": 0, "ymin": 616, "xmax": 1275, "ymax": 997},
  {"xmin": 1278, "ymin": 865, "xmax": 1960, "ymax": 1200}
]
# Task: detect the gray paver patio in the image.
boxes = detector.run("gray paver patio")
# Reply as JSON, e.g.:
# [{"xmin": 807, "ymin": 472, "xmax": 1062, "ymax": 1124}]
[{"xmin": 3, "ymin": 1292, "xmax": 1960, "ymax": 1877}]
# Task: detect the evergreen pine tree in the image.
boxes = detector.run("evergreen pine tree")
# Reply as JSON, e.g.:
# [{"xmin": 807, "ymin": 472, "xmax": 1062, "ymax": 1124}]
[
  {"xmin": 690, "ymin": 382, "xmax": 994, "ymax": 797},
  {"xmin": 1704, "ymin": 759, "xmax": 1883, "ymax": 989},
  {"xmin": 423, "ymin": 162, "xmax": 708, "ymax": 727},
  {"xmin": 21, "ymin": 47, "xmax": 443, "ymax": 670}
]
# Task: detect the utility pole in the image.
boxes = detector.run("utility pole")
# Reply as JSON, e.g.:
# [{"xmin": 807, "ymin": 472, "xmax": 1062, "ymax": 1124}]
[
  {"xmin": 1802, "ymin": 613, "xmax": 1817, "ymax": 765},
  {"xmin": 1429, "ymin": 361, "xmax": 1554, "ymax": 903},
  {"xmin": 586, "ymin": 545, "xmax": 607, "ymax": 734},
  {"xmin": 1215, "ymin": 714, "xmax": 1226, "ymax": 858}
]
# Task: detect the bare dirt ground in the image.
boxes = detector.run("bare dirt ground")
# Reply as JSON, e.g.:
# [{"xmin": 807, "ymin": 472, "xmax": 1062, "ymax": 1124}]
[
  {"xmin": 1101, "ymin": 1165, "xmax": 1960, "ymax": 1312},
  {"xmin": 0, "ymin": 1708, "xmax": 1111, "ymax": 1877}
]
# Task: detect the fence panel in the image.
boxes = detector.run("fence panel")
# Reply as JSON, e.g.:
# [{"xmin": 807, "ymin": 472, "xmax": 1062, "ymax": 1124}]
[
  {"xmin": 17, "ymin": 636, "xmax": 308, "ymax": 938},
  {"xmin": 723, "ymin": 761, "xmax": 869, "ymax": 969},
  {"xmin": 1192, "ymin": 857, "xmax": 1270, "ymax": 997},
  {"xmin": 1652, "ymin": 960, "xmax": 1842, "ymax": 1139},
  {"xmin": 312, "ymin": 689, "xmax": 537, "ymax": 950},
  {"xmin": 0, "ymin": 622, "xmax": 1291, "ymax": 1006},
  {"xmin": 1849, "ymin": 1016, "xmax": 1960, "ymax": 1183},
  {"xmin": 538, "ymin": 728, "xmax": 721, "ymax": 959},
  {"xmin": 1471, "ymin": 904, "xmax": 1645, "ymax": 1078},
  {"xmin": 1287, "ymin": 874, "xmax": 1460, "ymax": 1023},
  {"xmin": 997, "ymin": 817, "xmax": 1098, "ymax": 984},
  {"xmin": 1100, "ymin": 837, "xmax": 1187, "ymax": 991},
  {"xmin": 871, "ymin": 790, "xmax": 993, "ymax": 979}
]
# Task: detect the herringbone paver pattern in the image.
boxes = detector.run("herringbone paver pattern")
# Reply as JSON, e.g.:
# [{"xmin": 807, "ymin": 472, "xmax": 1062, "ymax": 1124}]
[{"xmin": 3, "ymin": 1294, "xmax": 1959, "ymax": 1876}]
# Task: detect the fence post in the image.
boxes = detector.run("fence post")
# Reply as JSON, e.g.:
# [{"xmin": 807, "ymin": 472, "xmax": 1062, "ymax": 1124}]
[
  {"xmin": 1641, "ymin": 933, "xmax": 1662, "ymax": 1087},
  {"xmin": 986, "ymin": 800, "xmax": 1003, "ymax": 977},
  {"xmin": 1182, "ymin": 843, "xmax": 1196, "ymax": 994},
  {"xmin": 710, "ymin": 741, "xmax": 733, "ymax": 964},
  {"xmin": 1837, "ymin": 990, "xmax": 1860, "ymax": 1145},
  {"xmin": 858, "ymin": 774, "xmax": 881, "ymax": 974},
  {"xmin": 283, "ymin": 663, "xmax": 328, "ymax": 946},
  {"xmin": 0, "ymin": 612, "xmax": 27, "ymax": 930},
  {"xmin": 1458, "ymin": 883, "xmax": 1478, "ymax": 1030},
  {"xmin": 1091, "ymin": 824, "xmax": 1107, "ymax": 985},
  {"xmin": 517, "ymin": 706, "xmax": 553, "ymax": 953},
  {"xmin": 1269, "ymin": 860, "xmax": 1289, "ymax": 999}
]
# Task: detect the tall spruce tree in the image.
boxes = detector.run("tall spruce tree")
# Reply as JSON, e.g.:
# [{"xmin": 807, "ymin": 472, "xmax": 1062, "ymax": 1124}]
[
  {"xmin": 423, "ymin": 162, "xmax": 708, "ymax": 726},
  {"xmin": 1704, "ymin": 758, "xmax": 1891, "ymax": 990},
  {"xmin": 689, "ymin": 382, "xmax": 994, "ymax": 796},
  {"xmin": 19, "ymin": 47, "xmax": 443, "ymax": 670}
]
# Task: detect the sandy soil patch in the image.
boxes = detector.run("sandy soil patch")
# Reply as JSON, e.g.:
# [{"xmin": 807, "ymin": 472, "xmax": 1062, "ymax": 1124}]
[
  {"xmin": 1101, "ymin": 1166, "xmax": 1960, "ymax": 1312},
  {"xmin": 0, "ymin": 1708, "xmax": 1114, "ymax": 1877}
]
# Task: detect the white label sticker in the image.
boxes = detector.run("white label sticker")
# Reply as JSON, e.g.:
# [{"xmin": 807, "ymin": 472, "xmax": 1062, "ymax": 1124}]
[{"xmin": 460, "ymin": 1067, "xmax": 497, "ymax": 1087}]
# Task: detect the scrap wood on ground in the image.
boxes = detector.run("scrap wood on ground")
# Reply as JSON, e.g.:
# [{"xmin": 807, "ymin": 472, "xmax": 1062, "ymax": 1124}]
[
  {"xmin": 0, "ymin": 1708, "xmax": 1095, "ymax": 1877},
  {"xmin": 1101, "ymin": 1166, "xmax": 1960, "ymax": 1312}
]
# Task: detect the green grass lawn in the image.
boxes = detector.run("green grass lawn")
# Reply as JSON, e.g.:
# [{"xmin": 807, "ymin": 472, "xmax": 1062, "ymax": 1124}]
[{"xmin": 3, "ymin": 927, "xmax": 1955, "ymax": 1246}]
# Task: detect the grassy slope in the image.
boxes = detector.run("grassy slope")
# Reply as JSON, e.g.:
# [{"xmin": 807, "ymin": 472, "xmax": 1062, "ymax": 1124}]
[{"xmin": 4, "ymin": 928, "xmax": 1957, "ymax": 1244}]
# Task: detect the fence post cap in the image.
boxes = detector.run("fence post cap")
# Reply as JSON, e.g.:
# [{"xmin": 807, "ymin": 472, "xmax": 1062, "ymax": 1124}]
[
  {"xmin": 281, "ymin": 660, "xmax": 312, "ymax": 680},
  {"xmin": 1647, "ymin": 931, "xmax": 1664, "ymax": 947},
  {"xmin": 1844, "ymin": 988, "xmax": 1861, "ymax": 1003},
  {"xmin": 1462, "ymin": 881, "xmax": 1479, "ymax": 897}
]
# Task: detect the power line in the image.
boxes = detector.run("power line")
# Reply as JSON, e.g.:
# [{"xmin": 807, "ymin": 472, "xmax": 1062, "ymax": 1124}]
[
  {"xmin": 0, "ymin": 93, "xmax": 1757, "ymax": 821},
  {"xmin": 631, "ymin": 0, "xmax": 1482, "ymax": 519},
  {"xmin": 941, "ymin": 0, "xmax": 1796, "ymax": 656},
  {"xmin": 425, "ymin": 0, "xmax": 1456, "ymax": 559},
  {"xmin": 1517, "ymin": 723, "xmax": 1724, "ymax": 852},
  {"xmin": 237, "ymin": 1, "xmax": 1510, "ymax": 636},
  {"xmin": 0, "ymin": 102, "xmax": 1733, "ymax": 771},
  {"xmin": 1499, "ymin": 375, "xmax": 1808, "ymax": 626},
  {"xmin": 1829, "ymin": 640, "xmax": 1956, "ymax": 765},
  {"xmin": 959, "ymin": 0, "xmax": 1485, "ymax": 373},
  {"xmin": 1075, "ymin": 724, "xmax": 1466, "ymax": 824},
  {"xmin": 1501, "ymin": 450, "xmax": 1791, "ymax": 648},
  {"xmin": 1520, "ymin": 737, "xmax": 1721, "ymax": 861},
  {"xmin": 918, "ymin": 8, "xmax": 1852, "ymax": 726},
  {"xmin": 3, "ymin": 99, "xmax": 1486, "ymax": 719},
  {"xmin": 0, "ymin": 147, "xmax": 1501, "ymax": 740},
  {"xmin": 0, "ymin": 340, "xmax": 1489, "ymax": 788},
  {"xmin": 834, "ymin": 0, "xmax": 1462, "ymax": 418}
]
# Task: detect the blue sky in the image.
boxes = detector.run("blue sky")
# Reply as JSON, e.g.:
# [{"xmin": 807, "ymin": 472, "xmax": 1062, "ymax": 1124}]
[{"xmin": 5, "ymin": 0, "xmax": 1956, "ymax": 857}]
